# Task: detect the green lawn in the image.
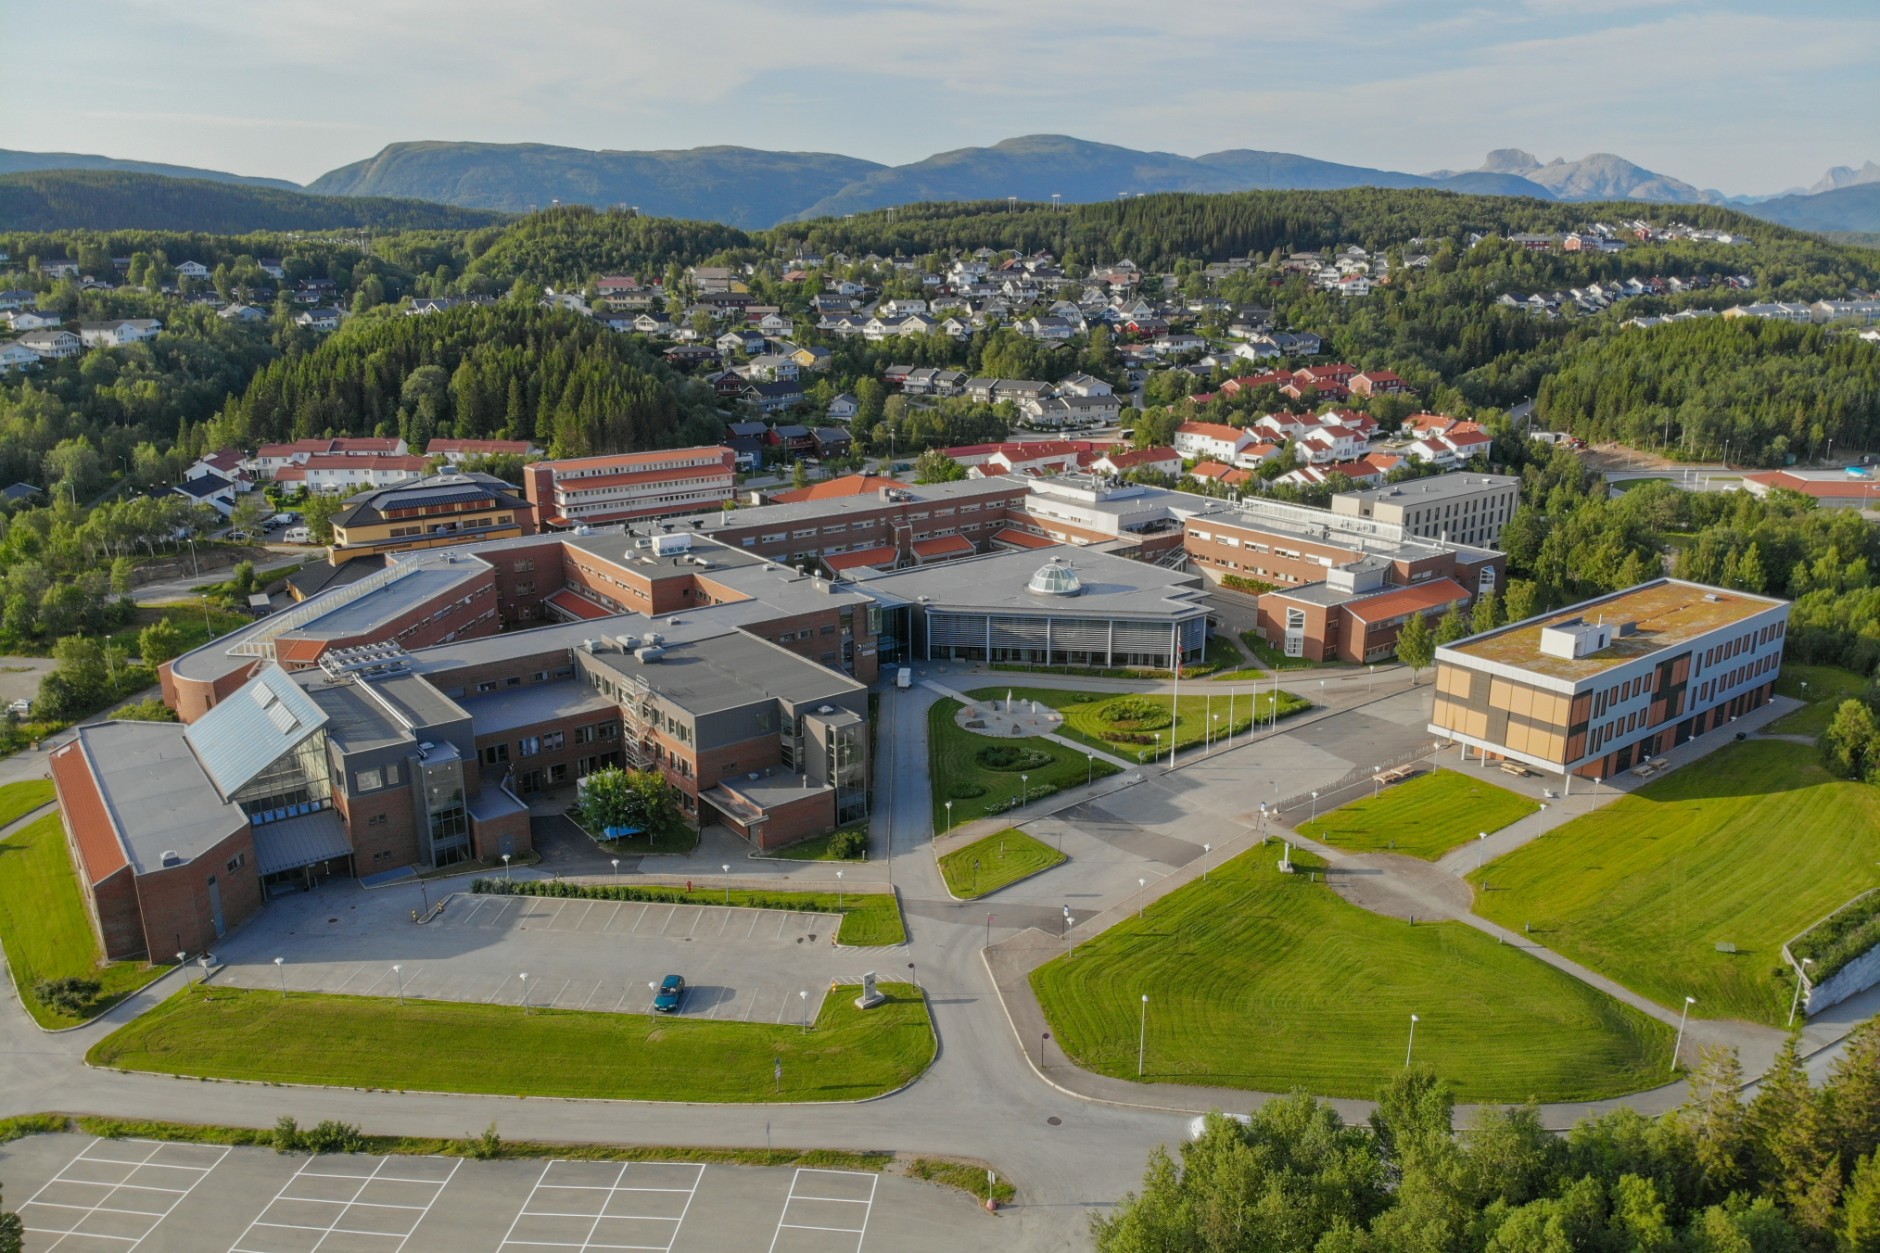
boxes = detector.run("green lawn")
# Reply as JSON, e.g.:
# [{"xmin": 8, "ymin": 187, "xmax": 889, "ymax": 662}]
[
  {"xmin": 1471, "ymin": 739, "xmax": 1880, "ymax": 1024},
  {"xmin": 1031, "ymin": 849, "xmax": 1673, "ymax": 1101},
  {"xmin": 1299, "ymin": 769, "xmax": 1540, "ymax": 860},
  {"xmin": 928, "ymin": 699, "xmax": 1120, "ymax": 831},
  {"xmin": 767, "ymin": 825, "xmax": 868, "ymax": 861},
  {"xmin": 938, "ymin": 828, "xmax": 1066, "ymax": 899},
  {"xmin": 472, "ymin": 881, "xmax": 906, "ymax": 946},
  {"xmin": 0, "ymin": 779, "xmax": 55, "ymax": 830},
  {"xmin": 969, "ymin": 685, "xmax": 1309, "ymax": 763},
  {"xmin": 1239, "ymin": 631, "xmax": 1329, "ymax": 671},
  {"xmin": 90, "ymin": 983, "xmax": 935, "ymax": 1102},
  {"xmin": 1766, "ymin": 663, "xmax": 1868, "ymax": 737},
  {"xmin": 0, "ymin": 811, "xmax": 171, "ymax": 1026}
]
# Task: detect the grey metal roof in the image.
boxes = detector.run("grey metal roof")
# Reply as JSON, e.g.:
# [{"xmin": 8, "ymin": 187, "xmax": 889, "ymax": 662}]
[
  {"xmin": 454, "ymin": 681, "xmax": 616, "ymax": 734},
  {"xmin": 253, "ymin": 809, "xmax": 352, "ymax": 875},
  {"xmin": 1335, "ymin": 473, "xmax": 1520, "ymax": 505},
  {"xmin": 184, "ymin": 665, "xmax": 329, "ymax": 799},
  {"xmin": 586, "ymin": 630, "xmax": 863, "ymax": 716},
  {"xmin": 857, "ymin": 545, "xmax": 1207, "ymax": 620},
  {"xmin": 77, "ymin": 722, "xmax": 248, "ymax": 874}
]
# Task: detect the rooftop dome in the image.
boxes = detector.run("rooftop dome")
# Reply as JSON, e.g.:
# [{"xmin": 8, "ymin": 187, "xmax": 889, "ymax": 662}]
[{"xmin": 1027, "ymin": 557, "xmax": 1083, "ymax": 597}]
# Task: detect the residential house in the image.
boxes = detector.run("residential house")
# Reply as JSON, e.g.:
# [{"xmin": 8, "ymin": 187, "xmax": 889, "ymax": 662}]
[
  {"xmin": 744, "ymin": 379, "xmax": 805, "ymax": 415},
  {"xmin": 172, "ymin": 473, "xmax": 237, "ymax": 517},
  {"xmin": 1056, "ymin": 372, "xmax": 1114, "ymax": 398},
  {"xmin": 1348, "ymin": 370, "xmax": 1407, "ymax": 397},
  {"xmin": 827, "ymin": 393, "xmax": 860, "ymax": 423},
  {"xmin": 1089, "ymin": 447, "xmax": 1182, "ymax": 479},
  {"xmin": 1173, "ymin": 421, "xmax": 1259, "ymax": 464},
  {"xmin": 295, "ymin": 308, "xmax": 343, "ymax": 332},
  {"xmin": 0, "ymin": 289, "xmax": 40, "ymax": 311},
  {"xmin": 217, "ymin": 303, "xmax": 268, "ymax": 323},
  {"xmin": 716, "ymin": 328, "xmax": 766, "ymax": 356},
  {"xmin": 743, "ymin": 354, "xmax": 800, "ymax": 383},
  {"xmin": 7, "ymin": 308, "xmax": 64, "ymax": 332},
  {"xmin": 811, "ymin": 427, "xmax": 852, "ymax": 460},
  {"xmin": 0, "ymin": 343, "xmax": 41, "ymax": 374},
  {"xmin": 764, "ymin": 424, "xmax": 816, "ymax": 459},
  {"xmin": 175, "ymin": 261, "xmax": 212, "ymax": 282},
  {"xmin": 17, "ymin": 329, "xmax": 81, "ymax": 360},
  {"xmin": 78, "ymin": 318, "xmax": 162, "ymax": 349}
]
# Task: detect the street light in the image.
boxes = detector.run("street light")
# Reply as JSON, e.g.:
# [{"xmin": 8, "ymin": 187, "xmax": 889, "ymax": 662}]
[
  {"xmin": 1087, "ymin": 753, "xmax": 1095, "ymax": 785},
  {"xmin": 1788, "ymin": 959, "xmax": 1814, "ymax": 1028},
  {"xmin": 1477, "ymin": 832, "xmax": 1488, "ymax": 871},
  {"xmin": 800, "ymin": 989, "xmax": 810, "ymax": 1033},
  {"xmin": 273, "ymin": 956, "xmax": 285, "ymax": 996},
  {"xmin": 722, "ymin": 863, "xmax": 731, "ymax": 906},
  {"xmin": 985, "ymin": 912, "xmax": 994, "ymax": 949},
  {"xmin": 392, "ymin": 963, "xmax": 405, "ymax": 1006},
  {"xmin": 1138, "ymin": 993, "xmax": 1149, "ymax": 1077},
  {"xmin": 1309, "ymin": 790, "xmax": 1320, "ymax": 822},
  {"xmin": 611, "ymin": 858, "xmax": 620, "ymax": 882},
  {"xmin": 519, "ymin": 972, "xmax": 530, "ymax": 1012},
  {"xmin": 1138, "ymin": 876, "xmax": 1147, "ymax": 919},
  {"xmin": 1153, "ymin": 732, "xmax": 1161, "ymax": 765},
  {"xmin": 1202, "ymin": 842, "xmax": 1212, "ymax": 881},
  {"xmin": 1021, "ymin": 773, "xmax": 1029, "ymax": 805},
  {"xmin": 502, "ymin": 853, "xmax": 512, "ymax": 881},
  {"xmin": 835, "ymin": 869, "xmax": 844, "ymax": 909},
  {"xmin": 945, "ymin": 800, "xmax": 954, "ymax": 836},
  {"xmin": 1405, "ymin": 1013, "xmax": 1419, "ymax": 1067},
  {"xmin": 1672, "ymin": 996, "xmax": 1696, "ymax": 1072},
  {"xmin": 1369, "ymin": 664, "xmax": 1375, "ymax": 695}
]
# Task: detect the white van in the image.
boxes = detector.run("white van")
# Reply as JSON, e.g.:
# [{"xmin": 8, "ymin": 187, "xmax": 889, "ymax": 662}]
[
  {"xmin": 895, "ymin": 667, "xmax": 912, "ymax": 689},
  {"xmin": 282, "ymin": 526, "xmax": 312, "ymax": 544}
]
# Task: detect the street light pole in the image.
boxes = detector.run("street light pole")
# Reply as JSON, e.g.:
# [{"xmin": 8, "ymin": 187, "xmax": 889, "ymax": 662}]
[
  {"xmin": 519, "ymin": 972, "xmax": 530, "ymax": 1012},
  {"xmin": 1138, "ymin": 876, "xmax": 1147, "ymax": 919},
  {"xmin": 945, "ymin": 800, "xmax": 953, "ymax": 837},
  {"xmin": 1788, "ymin": 960, "xmax": 1814, "ymax": 1028},
  {"xmin": 392, "ymin": 964, "xmax": 405, "ymax": 1006},
  {"xmin": 1087, "ymin": 753, "xmax": 1094, "ymax": 786},
  {"xmin": 800, "ymin": 989, "xmax": 810, "ymax": 1033},
  {"xmin": 611, "ymin": 858, "xmax": 619, "ymax": 883},
  {"xmin": 1672, "ymin": 996, "xmax": 1696, "ymax": 1072},
  {"xmin": 1309, "ymin": 790, "xmax": 1319, "ymax": 822},
  {"xmin": 1138, "ymin": 994, "xmax": 1149, "ymax": 1077},
  {"xmin": 502, "ymin": 853, "xmax": 511, "ymax": 882},
  {"xmin": 1202, "ymin": 843, "xmax": 1212, "ymax": 881},
  {"xmin": 1021, "ymin": 773, "xmax": 1029, "ymax": 806},
  {"xmin": 835, "ymin": 869, "xmax": 844, "ymax": 910},
  {"xmin": 1405, "ymin": 1013, "xmax": 1419, "ymax": 1067},
  {"xmin": 1477, "ymin": 832, "xmax": 1488, "ymax": 871},
  {"xmin": 722, "ymin": 863, "xmax": 731, "ymax": 906},
  {"xmin": 273, "ymin": 956, "xmax": 285, "ymax": 996}
]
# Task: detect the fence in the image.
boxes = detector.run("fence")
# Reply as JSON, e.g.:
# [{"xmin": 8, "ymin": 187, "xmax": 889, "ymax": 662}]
[{"xmin": 1275, "ymin": 739, "xmax": 1447, "ymax": 818}]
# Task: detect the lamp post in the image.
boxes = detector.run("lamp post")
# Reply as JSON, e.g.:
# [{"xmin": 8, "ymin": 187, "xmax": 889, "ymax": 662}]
[
  {"xmin": 1211, "ymin": 713, "xmax": 1220, "ymax": 754},
  {"xmin": 1021, "ymin": 773, "xmax": 1029, "ymax": 806},
  {"xmin": 1477, "ymin": 832, "xmax": 1488, "ymax": 871},
  {"xmin": 273, "ymin": 956, "xmax": 285, "ymax": 996},
  {"xmin": 519, "ymin": 972, "xmax": 530, "ymax": 1012},
  {"xmin": 1405, "ymin": 1013, "xmax": 1419, "ymax": 1067},
  {"xmin": 200, "ymin": 594, "xmax": 211, "ymax": 635},
  {"xmin": 1087, "ymin": 753, "xmax": 1095, "ymax": 786},
  {"xmin": 1202, "ymin": 842, "xmax": 1212, "ymax": 881},
  {"xmin": 945, "ymin": 800, "xmax": 954, "ymax": 837},
  {"xmin": 1369, "ymin": 664, "xmax": 1375, "ymax": 695},
  {"xmin": 1062, "ymin": 905, "xmax": 1073, "ymax": 956},
  {"xmin": 392, "ymin": 964, "xmax": 405, "ymax": 1007},
  {"xmin": 985, "ymin": 912, "xmax": 993, "ymax": 949},
  {"xmin": 611, "ymin": 858, "xmax": 619, "ymax": 882},
  {"xmin": 1153, "ymin": 732, "xmax": 1161, "ymax": 766},
  {"xmin": 502, "ymin": 853, "xmax": 511, "ymax": 882},
  {"xmin": 722, "ymin": 863, "xmax": 731, "ymax": 906},
  {"xmin": 800, "ymin": 989, "xmax": 810, "ymax": 1033},
  {"xmin": 1672, "ymin": 996, "xmax": 1696, "ymax": 1072},
  {"xmin": 1138, "ymin": 876, "xmax": 1147, "ymax": 919},
  {"xmin": 177, "ymin": 950, "xmax": 189, "ymax": 983},
  {"xmin": 835, "ymin": 869, "xmax": 844, "ymax": 910},
  {"xmin": 1138, "ymin": 994, "xmax": 1149, "ymax": 1077},
  {"xmin": 1788, "ymin": 959, "xmax": 1814, "ymax": 1028},
  {"xmin": 1309, "ymin": 790, "xmax": 1320, "ymax": 822}
]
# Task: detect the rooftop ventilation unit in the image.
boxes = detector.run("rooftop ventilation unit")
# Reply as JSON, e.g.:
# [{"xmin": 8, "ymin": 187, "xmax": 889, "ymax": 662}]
[{"xmin": 160, "ymin": 850, "xmax": 182, "ymax": 867}]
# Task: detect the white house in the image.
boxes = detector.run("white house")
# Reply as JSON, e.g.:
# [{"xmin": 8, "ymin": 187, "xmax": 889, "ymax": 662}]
[
  {"xmin": 173, "ymin": 473, "xmax": 237, "ymax": 516},
  {"xmin": 77, "ymin": 319, "xmax": 162, "ymax": 349},
  {"xmin": 0, "ymin": 343, "xmax": 40, "ymax": 374},
  {"xmin": 1298, "ymin": 424, "xmax": 1367, "ymax": 465},
  {"xmin": 1173, "ymin": 421, "xmax": 1258, "ymax": 463},
  {"xmin": 295, "ymin": 308, "xmax": 343, "ymax": 332},
  {"xmin": 291, "ymin": 454, "xmax": 428, "ymax": 495},
  {"xmin": 827, "ymin": 393, "xmax": 859, "ymax": 423},
  {"xmin": 175, "ymin": 261, "xmax": 212, "ymax": 282},
  {"xmin": 217, "ymin": 304, "xmax": 268, "ymax": 323},
  {"xmin": 17, "ymin": 329, "xmax": 81, "ymax": 360}
]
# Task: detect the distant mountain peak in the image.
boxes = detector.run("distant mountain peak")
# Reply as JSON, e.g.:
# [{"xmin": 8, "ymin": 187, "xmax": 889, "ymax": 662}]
[
  {"xmin": 1481, "ymin": 148, "xmax": 1541, "ymax": 174},
  {"xmin": 1810, "ymin": 161, "xmax": 1880, "ymax": 195}
]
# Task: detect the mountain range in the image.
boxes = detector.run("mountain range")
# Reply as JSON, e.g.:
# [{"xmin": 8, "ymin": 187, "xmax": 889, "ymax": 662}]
[{"xmin": 3, "ymin": 138, "xmax": 1877, "ymax": 234}]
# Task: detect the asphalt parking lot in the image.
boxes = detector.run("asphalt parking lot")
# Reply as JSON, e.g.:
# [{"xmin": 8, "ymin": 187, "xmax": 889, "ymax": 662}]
[
  {"xmin": 0, "ymin": 1134, "xmax": 995, "ymax": 1251},
  {"xmin": 205, "ymin": 885, "xmax": 877, "ymax": 1025}
]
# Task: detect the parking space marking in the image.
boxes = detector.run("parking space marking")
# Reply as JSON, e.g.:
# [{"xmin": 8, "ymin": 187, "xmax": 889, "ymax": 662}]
[
  {"xmin": 20, "ymin": 1137, "xmax": 229, "ymax": 1250},
  {"xmin": 498, "ymin": 1160, "xmax": 705, "ymax": 1251},
  {"xmin": 767, "ymin": 1168, "xmax": 877, "ymax": 1252},
  {"xmin": 228, "ymin": 1154, "xmax": 459, "ymax": 1252}
]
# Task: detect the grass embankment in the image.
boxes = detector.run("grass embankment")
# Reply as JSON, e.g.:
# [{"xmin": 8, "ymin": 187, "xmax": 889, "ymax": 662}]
[
  {"xmin": 938, "ymin": 828, "xmax": 1065, "ymax": 899},
  {"xmin": 470, "ymin": 879, "xmax": 906, "ymax": 946},
  {"xmin": 1766, "ymin": 663, "xmax": 1868, "ymax": 737},
  {"xmin": 1032, "ymin": 849, "xmax": 1673, "ymax": 1102},
  {"xmin": 767, "ymin": 824, "xmax": 868, "ymax": 861},
  {"xmin": 0, "ymin": 798, "xmax": 171, "ymax": 1027},
  {"xmin": 1239, "ymin": 631, "xmax": 1327, "ymax": 671},
  {"xmin": 1471, "ymin": 739, "xmax": 1880, "ymax": 1024},
  {"xmin": 928, "ymin": 698, "xmax": 1120, "ymax": 830},
  {"xmin": 0, "ymin": 778, "xmax": 55, "ymax": 829},
  {"xmin": 0, "ymin": 1113, "xmax": 892, "ymax": 1171},
  {"xmin": 974, "ymin": 685, "xmax": 1309, "ymax": 762},
  {"xmin": 1299, "ymin": 770, "xmax": 1539, "ymax": 860},
  {"xmin": 90, "ymin": 982, "xmax": 935, "ymax": 1102}
]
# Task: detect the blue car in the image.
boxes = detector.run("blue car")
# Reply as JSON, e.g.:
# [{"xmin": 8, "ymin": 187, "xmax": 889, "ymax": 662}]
[{"xmin": 652, "ymin": 974, "xmax": 685, "ymax": 1013}]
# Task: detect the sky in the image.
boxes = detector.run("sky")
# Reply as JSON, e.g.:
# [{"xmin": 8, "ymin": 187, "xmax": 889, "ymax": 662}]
[{"xmin": 3, "ymin": 0, "xmax": 1876, "ymax": 195}]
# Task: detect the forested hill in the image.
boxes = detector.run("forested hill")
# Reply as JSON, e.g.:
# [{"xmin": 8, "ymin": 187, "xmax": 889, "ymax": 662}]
[
  {"xmin": 208, "ymin": 303, "xmax": 726, "ymax": 457},
  {"xmin": 0, "ymin": 171, "xmax": 510, "ymax": 233}
]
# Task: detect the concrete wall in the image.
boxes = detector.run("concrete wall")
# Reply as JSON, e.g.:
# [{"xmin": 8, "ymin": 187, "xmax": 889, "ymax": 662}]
[{"xmin": 1805, "ymin": 941, "xmax": 1880, "ymax": 1017}]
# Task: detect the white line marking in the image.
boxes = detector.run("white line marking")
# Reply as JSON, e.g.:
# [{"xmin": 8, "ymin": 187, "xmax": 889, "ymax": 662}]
[
  {"xmin": 498, "ymin": 1161, "xmax": 703, "ymax": 1251},
  {"xmin": 20, "ymin": 1138, "xmax": 229, "ymax": 1251},
  {"xmin": 766, "ymin": 1169, "xmax": 877, "ymax": 1252},
  {"xmin": 227, "ymin": 1154, "xmax": 457, "ymax": 1252}
]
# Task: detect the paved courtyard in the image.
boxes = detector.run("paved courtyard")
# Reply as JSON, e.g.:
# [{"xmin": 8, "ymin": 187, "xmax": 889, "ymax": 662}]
[
  {"xmin": 206, "ymin": 882, "xmax": 878, "ymax": 1023},
  {"xmin": 0, "ymin": 1133, "xmax": 996, "ymax": 1253}
]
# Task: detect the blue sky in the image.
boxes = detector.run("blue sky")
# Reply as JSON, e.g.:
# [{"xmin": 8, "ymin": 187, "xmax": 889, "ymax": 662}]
[{"xmin": 3, "ymin": 0, "xmax": 1875, "ymax": 194}]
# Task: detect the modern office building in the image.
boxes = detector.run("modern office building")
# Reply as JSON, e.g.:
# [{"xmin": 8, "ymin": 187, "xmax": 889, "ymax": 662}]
[
  {"xmin": 325, "ymin": 473, "xmax": 534, "ymax": 566},
  {"xmin": 1331, "ymin": 473, "xmax": 1521, "ymax": 549},
  {"xmin": 521, "ymin": 446, "xmax": 736, "ymax": 529},
  {"xmin": 1428, "ymin": 578, "xmax": 1789, "ymax": 784}
]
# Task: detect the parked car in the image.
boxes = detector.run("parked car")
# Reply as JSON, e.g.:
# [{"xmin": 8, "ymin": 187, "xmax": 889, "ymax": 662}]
[{"xmin": 652, "ymin": 974, "xmax": 685, "ymax": 1012}]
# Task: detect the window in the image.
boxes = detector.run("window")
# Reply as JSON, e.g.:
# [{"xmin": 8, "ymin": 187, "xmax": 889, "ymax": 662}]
[
  {"xmin": 533, "ymin": 670, "xmax": 550, "ymax": 682},
  {"xmin": 476, "ymin": 681, "xmax": 497, "ymax": 693},
  {"xmin": 543, "ymin": 731, "xmax": 565, "ymax": 751},
  {"xmin": 226, "ymin": 852, "xmax": 246, "ymax": 873},
  {"xmin": 514, "ymin": 558, "xmax": 534, "ymax": 573},
  {"xmin": 503, "ymin": 675, "xmax": 522, "ymax": 688},
  {"xmin": 599, "ymin": 723, "xmax": 618, "ymax": 740},
  {"xmin": 355, "ymin": 768, "xmax": 383, "ymax": 792},
  {"xmin": 483, "ymin": 744, "xmax": 509, "ymax": 766},
  {"xmin": 384, "ymin": 763, "xmax": 400, "ymax": 787},
  {"xmin": 518, "ymin": 736, "xmax": 540, "ymax": 757},
  {"xmin": 576, "ymin": 724, "xmax": 596, "ymax": 745}
]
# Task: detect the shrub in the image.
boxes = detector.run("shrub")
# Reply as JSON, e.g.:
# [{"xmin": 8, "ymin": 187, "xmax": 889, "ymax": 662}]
[
  {"xmin": 975, "ymin": 745, "xmax": 1055, "ymax": 772},
  {"xmin": 272, "ymin": 1116, "xmax": 304, "ymax": 1154},
  {"xmin": 1098, "ymin": 697, "xmax": 1172, "ymax": 730},
  {"xmin": 1790, "ymin": 890, "xmax": 1880, "ymax": 982},
  {"xmin": 946, "ymin": 781, "xmax": 987, "ymax": 799},
  {"xmin": 33, "ymin": 976, "xmax": 101, "ymax": 1016},
  {"xmin": 467, "ymin": 1122, "xmax": 503, "ymax": 1160},
  {"xmin": 303, "ymin": 1120, "xmax": 365, "ymax": 1154},
  {"xmin": 829, "ymin": 829, "xmax": 869, "ymax": 859}
]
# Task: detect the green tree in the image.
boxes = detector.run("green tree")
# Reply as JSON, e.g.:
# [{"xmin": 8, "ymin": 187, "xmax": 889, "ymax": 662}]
[
  {"xmin": 1844, "ymin": 1151, "xmax": 1880, "ymax": 1253},
  {"xmin": 1823, "ymin": 700, "xmax": 1880, "ymax": 779},
  {"xmin": 302, "ymin": 493, "xmax": 344, "ymax": 545},
  {"xmin": 0, "ymin": 1182, "xmax": 19, "ymax": 1253},
  {"xmin": 578, "ymin": 767, "xmax": 676, "ymax": 837},
  {"xmin": 137, "ymin": 617, "xmax": 184, "ymax": 666},
  {"xmin": 912, "ymin": 449, "xmax": 964, "ymax": 484},
  {"xmin": 228, "ymin": 493, "xmax": 270, "ymax": 539},
  {"xmin": 1396, "ymin": 611, "xmax": 1435, "ymax": 682},
  {"xmin": 1434, "ymin": 604, "xmax": 1469, "ymax": 645},
  {"xmin": 1502, "ymin": 579, "xmax": 1538, "ymax": 624},
  {"xmin": 1471, "ymin": 591, "xmax": 1502, "ymax": 636},
  {"xmin": 791, "ymin": 459, "xmax": 808, "ymax": 490}
]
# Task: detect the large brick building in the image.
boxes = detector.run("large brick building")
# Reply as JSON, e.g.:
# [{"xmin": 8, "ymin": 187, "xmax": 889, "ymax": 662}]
[
  {"xmin": 1429, "ymin": 579, "xmax": 1789, "ymax": 786},
  {"xmin": 522, "ymin": 447, "xmax": 736, "ymax": 529}
]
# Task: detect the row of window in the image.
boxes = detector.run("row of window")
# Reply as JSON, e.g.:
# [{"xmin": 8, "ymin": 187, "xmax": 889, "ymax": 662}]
[
  {"xmin": 353, "ymin": 762, "xmax": 403, "ymax": 793},
  {"xmin": 1696, "ymin": 620, "xmax": 1784, "ymax": 675},
  {"xmin": 481, "ymin": 722, "xmax": 619, "ymax": 766}
]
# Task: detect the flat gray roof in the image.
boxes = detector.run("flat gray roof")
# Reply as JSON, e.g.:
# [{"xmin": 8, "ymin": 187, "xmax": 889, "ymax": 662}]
[
  {"xmin": 1335, "ymin": 473, "xmax": 1521, "ymax": 505},
  {"xmin": 455, "ymin": 681, "xmax": 617, "ymax": 734},
  {"xmin": 359, "ymin": 669, "xmax": 470, "ymax": 730},
  {"xmin": 79, "ymin": 722, "xmax": 247, "ymax": 874},
  {"xmin": 303, "ymin": 564, "xmax": 486, "ymax": 637},
  {"xmin": 857, "ymin": 545, "xmax": 1208, "ymax": 620},
  {"xmin": 691, "ymin": 476, "xmax": 1022, "ymax": 532},
  {"xmin": 252, "ymin": 810, "xmax": 351, "ymax": 876},
  {"xmin": 296, "ymin": 676, "xmax": 413, "ymax": 754},
  {"xmin": 588, "ymin": 630, "xmax": 863, "ymax": 716}
]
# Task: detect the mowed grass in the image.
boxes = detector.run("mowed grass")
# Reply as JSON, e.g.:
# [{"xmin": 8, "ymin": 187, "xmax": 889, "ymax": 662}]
[
  {"xmin": 1032, "ymin": 849, "xmax": 1672, "ymax": 1101},
  {"xmin": 928, "ymin": 698, "xmax": 1120, "ymax": 831},
  {"xmin": 1471, "ymin": 739, "xmax": 1880, "ymax": 1025},
  {"xmin": 971, "ymin": 685, "xmax": 1309, "ymax": 761},
  {"xmin": 0, "ymin": 809, "xmax": 171, "ymax": 1026},
  {"xmin": 1299, "ymin": 769, "xmax": 1539, "ymax": 860},
  {"xmin": 1766, "ymin": 663, "xmax": 1868, "ymax": 737},
  {"xmin": 0, "ymin": 778, "xmax": 55, "ymax": 830},
  {"xmin": 91, "ymin": 982, "xmax": 936, "ymax": 1102},
  {"xmin": 938, "ymin": 827, "xmax": 1066, "ymax": 899},
  {"xmin": 475, "ymin": 882, "xmax": 906, "ymax": 946}
]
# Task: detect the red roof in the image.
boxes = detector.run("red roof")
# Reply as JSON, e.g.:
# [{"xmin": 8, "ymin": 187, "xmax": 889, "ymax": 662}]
[
  {"xmin": 991, "ymin": 528, "xmax": 1058, "ymax": 550},
  {"xmin": 1177, "ymin": 421, "xmax": 1246, "ymax": 442},
  {"xmin": 1097, "ymin": 447, "xmax": 1180, "ymax": 469},
  {"xmin": 1744, "ymin": 471, "xmax": 1880, "ymax": 501},
  {"xmin": 1344, "ymin": 578, "xmax": 1470, "ymax": 624},
  {"xmin": 545, "ymin": 590, "xmax": 615, "ymax": 621},
  {"xmin": 49, "ymin": 740, "xmax": 126, "ymax": 885},
  {"xmin": 770, "ymin": 474, "xmax": 899, "ymax": 503},
  {"xmin": 912, "ymin": 535, "xmax": 975, "ymax": 559},
  {"xmin": 824, "ymin": 545, "xmax": 901, "ymax": 571}
]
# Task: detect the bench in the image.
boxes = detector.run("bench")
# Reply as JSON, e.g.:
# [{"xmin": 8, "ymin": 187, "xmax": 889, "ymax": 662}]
[
  {"xmin": 1374, "ymin": 765, "xmax": 1414, "ymax": 785},
  {"xmin": 1497, "ymin": 761, "xmax": 1532, "ymax": 777}
]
